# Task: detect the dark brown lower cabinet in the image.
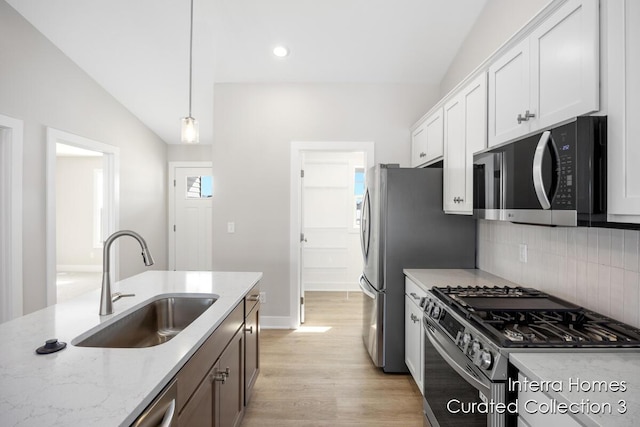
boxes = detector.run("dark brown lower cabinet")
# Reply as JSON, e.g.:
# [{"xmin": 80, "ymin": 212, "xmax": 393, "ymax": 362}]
[{"xmin": 244, "ymin": 302, "xmax": 259, "ymax": 405}]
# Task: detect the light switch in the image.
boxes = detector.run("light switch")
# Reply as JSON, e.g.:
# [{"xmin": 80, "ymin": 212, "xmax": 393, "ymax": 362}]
[{"xmin": 227, "ymin": 222, "xmax": 235, "ymax": 233}]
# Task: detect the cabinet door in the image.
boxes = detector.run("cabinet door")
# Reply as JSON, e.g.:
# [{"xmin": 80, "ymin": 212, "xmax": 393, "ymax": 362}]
[
  {"xmin": 411, "ymin": 122, "xmax": 429, "ymax": 167},
  {"xmin": 488, "ymin": 38, "xmax": 531, "ymax": 147},
  {"xmin": 244, "ymin": 305, "xmax": 260, "ymax": 405},
  {"xmin": 444, "ymin": 74, "xmax": 486, "ymax": 215},
  {"xmin": 444, "ymin": 95, "xmax": 466, "ymax": 213},
  {"xmin": 411, "ymin": 107, "xmax": 443, "ymax": 167},
  {"xmin": 530, "ymin": 0, "xmax": 599, "ymax": 129},
  {"xmin": 217, "ymin": 329, "xmax": 244, "ymax": 427},
  {"xmin": 404, "ymin": 295, "xmax": 421, "ymax": 390},
  {"xmin": 178, "ymin": 372, "xmax": 214, "ymax": 427},
  {"xmin": 607, "ymin": 0, "xmax": 640, "ymax": 220}
]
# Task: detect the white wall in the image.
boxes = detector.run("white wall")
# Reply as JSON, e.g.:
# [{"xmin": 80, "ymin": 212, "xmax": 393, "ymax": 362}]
[
  {"xmin": 478, "ymin": 221, "xmax": 640, "ymax": 327},
  {"xmin": 439, "ymin": 0, "xmax": 551, "ymax": 97},
  {"xmin": 56, "ymin": 156, "xmax": 103, "ymax": 268},
  {"xmin": 212, "ymin": 83, "xmax": 439, "ymax": 321},
  {"xmin": 167, "ymin": 144, "xmax": 212, "ymax": 162},
  {"xmin": 0, "ymin": 1, "xmax": 168, "ymax": 313}
]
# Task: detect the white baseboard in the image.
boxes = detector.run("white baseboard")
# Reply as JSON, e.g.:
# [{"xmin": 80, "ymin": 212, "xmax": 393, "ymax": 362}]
[
  {"xmin": 261, "ymin": 316, "xmax": 294, "ymax": 329},
  {"xmin": 57, "ymin": 265, "xmax": 102, "ymax": 273}
]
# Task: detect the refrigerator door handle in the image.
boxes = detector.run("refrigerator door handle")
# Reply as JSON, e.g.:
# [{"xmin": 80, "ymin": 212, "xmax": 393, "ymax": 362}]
[
  {"xmin": 360, "ymin": 189, "xmax": 371, "ymax": 260},
  {"xmin": 358, "ymin": 274, "xmax": 377, "ymax": 299}
]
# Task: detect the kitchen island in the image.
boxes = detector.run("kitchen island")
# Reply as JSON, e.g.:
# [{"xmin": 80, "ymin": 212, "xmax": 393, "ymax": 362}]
[{"xmin": 0, "ymin": 270, "xmax": 262, "ymax": 426}]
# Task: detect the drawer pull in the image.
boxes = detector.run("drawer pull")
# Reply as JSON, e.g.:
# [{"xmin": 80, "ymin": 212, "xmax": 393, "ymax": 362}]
[
  {"xmin": 245, "ymin": 326, "xmax": 254, "ymax": 334},
  {"xmin": 247, "ymin": 294, "xmax": 259, "ymax": 302}
]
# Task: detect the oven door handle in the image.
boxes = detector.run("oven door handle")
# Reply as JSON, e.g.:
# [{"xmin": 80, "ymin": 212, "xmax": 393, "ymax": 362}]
[{"xmin": 423, "ymin": 320, "xmax": 491, "ymax": 398}]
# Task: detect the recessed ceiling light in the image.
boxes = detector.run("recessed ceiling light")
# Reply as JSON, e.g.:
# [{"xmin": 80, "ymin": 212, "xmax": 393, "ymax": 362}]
[{"xmin": 273, "ymin": 46, "xmax": 289, "ymax": 58}]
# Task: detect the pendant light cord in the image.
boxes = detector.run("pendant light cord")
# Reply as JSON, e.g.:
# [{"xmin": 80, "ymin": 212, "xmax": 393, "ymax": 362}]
[{"xmin": 188, "ymin": 0, "xmax": 194, "ymax": 117}]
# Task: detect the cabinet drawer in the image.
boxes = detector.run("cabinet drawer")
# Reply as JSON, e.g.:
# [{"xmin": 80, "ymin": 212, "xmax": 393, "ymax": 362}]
[
  {"xmin": 405, "ymin": 277, "xmax": 427, "ymax": 305},
  {"xmin": 176, "ymin": 302, "xmax": 244, "ymax": 414},
  {"xmin": 244, "ymin": 282, "xmax": 260, "ymax": 316}
]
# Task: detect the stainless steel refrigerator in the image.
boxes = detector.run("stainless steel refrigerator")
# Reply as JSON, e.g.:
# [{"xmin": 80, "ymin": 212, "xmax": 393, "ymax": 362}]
[{"xmin": 358, "ymin": 164, "xmax": 475, "ymax": 373}]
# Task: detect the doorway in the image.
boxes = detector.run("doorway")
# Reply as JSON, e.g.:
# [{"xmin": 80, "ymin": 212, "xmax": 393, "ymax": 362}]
[
  {"xmin": 168, "ymin": 162, "xmax": 213, "ymax": 271},
  {"xmin": 0, "ymin": 114, "xmax": 23, "ymax": 322},
  {"xmin": 46, "ymin": 128, "xmax": 119, "ymax": 306},
  {"xmin": 290, "ymin": 141, "xmax": 374, "ymax": 328}
]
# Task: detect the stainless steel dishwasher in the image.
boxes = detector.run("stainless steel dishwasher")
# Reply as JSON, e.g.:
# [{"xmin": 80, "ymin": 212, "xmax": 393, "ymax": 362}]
[{"xmin": 132, "ymin": 380, "xmax": 177, "ymax": 427}]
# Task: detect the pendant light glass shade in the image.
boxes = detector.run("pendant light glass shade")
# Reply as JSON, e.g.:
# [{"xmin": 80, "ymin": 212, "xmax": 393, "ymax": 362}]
[{"xmin": 181, "ymin": 116, "xmax": 199, "ymax": 144}]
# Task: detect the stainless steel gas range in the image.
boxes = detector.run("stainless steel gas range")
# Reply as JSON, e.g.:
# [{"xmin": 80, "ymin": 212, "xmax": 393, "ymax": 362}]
[{"xmin": 422, "ymin": 285, "xmax": 640, "ymax": 427}]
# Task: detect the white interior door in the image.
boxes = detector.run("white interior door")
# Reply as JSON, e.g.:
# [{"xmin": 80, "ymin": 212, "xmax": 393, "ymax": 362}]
[
  {"xmin": 173, "ymin": 166, "xmax": 213, "ymax": 271},
  {"xmin": 300, "ymin": 152, "xmax": 365, "ymax": 297}
]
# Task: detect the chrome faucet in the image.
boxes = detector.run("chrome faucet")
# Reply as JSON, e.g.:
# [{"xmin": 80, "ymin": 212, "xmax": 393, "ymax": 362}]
[{"xmin": 99, "ymin": 230, "xmax": 154, "ymax": 316}]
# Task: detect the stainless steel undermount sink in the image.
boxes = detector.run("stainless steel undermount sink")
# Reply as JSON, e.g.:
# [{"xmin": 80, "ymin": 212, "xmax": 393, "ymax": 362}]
[{"xmin": 73, "ymin": 294, "xmax": 217, "ymax": 348}]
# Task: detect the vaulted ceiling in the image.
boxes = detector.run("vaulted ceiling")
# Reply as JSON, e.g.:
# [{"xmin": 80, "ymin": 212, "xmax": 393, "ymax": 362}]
[{"xmin": 6, "ymin": 0, "xmax": 487, "ymax": 144}]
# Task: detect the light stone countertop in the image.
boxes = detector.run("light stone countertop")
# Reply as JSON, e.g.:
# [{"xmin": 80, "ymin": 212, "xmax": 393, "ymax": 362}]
[
  {"xmin": 0, "ymin": 270, "xmax": 262, "ymax": 427},
  {"xmin": 403, "ymin": 268, "xmax": 519, "ymax": 290},
  {"xmin": 510, "ymin": 352, "xmax": 640, "ymax": 427}
]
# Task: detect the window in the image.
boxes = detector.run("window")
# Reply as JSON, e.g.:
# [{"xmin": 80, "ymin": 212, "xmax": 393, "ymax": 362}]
[
  {"xmin": 354, "ymin": 168, "xmax": 365, "ymax": 228},
  {"xmin": 186, "ymin": 175, "xmax": 213, "ymax": 198}
]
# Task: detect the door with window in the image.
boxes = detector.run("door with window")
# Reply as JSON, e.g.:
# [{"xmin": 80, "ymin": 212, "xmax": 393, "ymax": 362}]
[{"xmin": 171, "ymin": 165, "xmax": 213, "ymax": 270}]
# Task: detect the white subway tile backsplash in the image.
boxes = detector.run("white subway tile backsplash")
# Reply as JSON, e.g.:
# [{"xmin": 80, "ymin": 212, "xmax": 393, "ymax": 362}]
[
  {"xmin": 597, "ymin": 229, "xmax": 611, "ymax": 266},
  {"xmin": 555, "ymin": 228, "xmax": 567, "ymax": 257},
  {"xmin": 566, "ymin": 228, "xmax": 577, "ymax": 259},
  {"xmin": 624, "ymin": 230, "xmax": 639, "ymax": 272},
  {"xmin": 597, "ymin": 265, "xmax": 611, "ymax": 316},
  {"xmin": 611, "ymin": 229, "xmax": 625, "ymax": 269},
  {"xmin": 587, "ymin": 262, "xmax": 599, "ymax": 310},
  {"xmin": 566, "ymin": 257, "xmax": 577, "ymax": 301},
  {"xmin": 610, "ymin": 268, "xmax": 625, "ymax": 322},
  {"xmin": 623, "ymin": 270, "xmax": 639, "ymax": 326},
  {"xmin": 575, "ymin": 228, "xmax": 588, "ymax": 261},
  {"xmin": 587, "ymin": 228, "xmax": 598, "ymax": 264},
  {"xmin": 575, "ymin": 260, "xmax": 588, "ymax": 307},
  {"xmin": 477, "ymin": 221, "xmax": 640, "ymax": 327}
]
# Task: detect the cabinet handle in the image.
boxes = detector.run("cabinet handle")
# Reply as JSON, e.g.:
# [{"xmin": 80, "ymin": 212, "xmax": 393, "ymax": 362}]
[
  {"xmin": 419, "ymin": 152, "xmax": 426, "ymax": 158},
  {"xmin": 211, "ymin": 367, "xmax": 230, "ymax": 384},
  {"xmin": 410, "ymin": 313, "xmax": 420, "ymax": 323},
  {"xmin": 245, "ymin": 325, "xmax": 254, "ymax": 334},
  {"xmin": 409, "ymin": 292, "xmax": 420, "ymax": 300},
  {"xmin": 247, "ymin": 294, "xmax": 259, "ymax": 302},
  {"xmin": 517, "ymin": 110, "xmax": 536, "ymax": 124}
]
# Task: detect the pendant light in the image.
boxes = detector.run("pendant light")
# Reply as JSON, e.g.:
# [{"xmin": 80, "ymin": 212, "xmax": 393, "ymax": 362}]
[{"xmin": 181, "ymin": 0, "xmax": 199, "ymax": 144}]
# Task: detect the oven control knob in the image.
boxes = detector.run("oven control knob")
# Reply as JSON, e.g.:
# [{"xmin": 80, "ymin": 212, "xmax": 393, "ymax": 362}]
[
  {"xmin": 477, "ymin": 349, "xmax": 493, "ymax": 370},
  {"xmin": 430, "ymin": 305, "xmax": 441, "ymax": 319},
  {"xmin": 460, "ymin": 333, "xmax": 472, "ymax": 349},
  {"xmin": 468, "ymin": 341, "xmax": 481, "ymax": 358}
]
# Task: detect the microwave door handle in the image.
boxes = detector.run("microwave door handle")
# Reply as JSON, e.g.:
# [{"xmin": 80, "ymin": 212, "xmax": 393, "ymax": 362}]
[{"xmin": 533, "ymin": 131, "xmax": 552, "ymax": 210}]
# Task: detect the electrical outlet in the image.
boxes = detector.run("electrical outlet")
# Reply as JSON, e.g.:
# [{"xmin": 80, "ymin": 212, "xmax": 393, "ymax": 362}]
[
  {"xmin": 519, "ymin": 244, "xmax": 528, "ymax": 263},
  {"xmin": 259, "ymin": 292, "xmax": 266, "ymax": 304},
  {"xmin": 227, "ymin": 222, "xmax": 235, "ymax": 233}
]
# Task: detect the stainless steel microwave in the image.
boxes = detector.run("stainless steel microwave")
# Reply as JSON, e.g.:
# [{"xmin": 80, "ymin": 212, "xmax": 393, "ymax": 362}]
[{"xmin": 473, "ymin": 116, "xmax": 606, "ymax": 227}]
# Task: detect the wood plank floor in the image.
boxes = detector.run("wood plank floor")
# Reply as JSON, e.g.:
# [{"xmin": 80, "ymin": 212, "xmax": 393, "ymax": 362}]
[{"xmin": 240, "ymin": 291, "xmax": 425, "ymax": 427}]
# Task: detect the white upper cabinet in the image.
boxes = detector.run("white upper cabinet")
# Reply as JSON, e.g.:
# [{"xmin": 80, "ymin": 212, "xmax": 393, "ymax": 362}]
[
  {"xmin": 444, "ymin": 73, "xmax": 487, "ymax": 214},
  {"xmin": 488, "ymin": 0, "xmax": 599, "ymax": 147},
  {"xmin": 411, "ymin": 107, "xmax": 443, "ymax": 167},
  {"xmin": 488, "ymin": 38, "xmax": 531, "ymax": 146},
  {"xmin": 606, "ymin": 0, "xmax": 640, "ymax": 221}
]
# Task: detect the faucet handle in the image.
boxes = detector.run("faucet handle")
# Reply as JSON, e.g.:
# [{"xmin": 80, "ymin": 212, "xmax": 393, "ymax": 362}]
[{"xmin": 112, "ymin": 292, "xmax": 136, "ymax": 303}]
